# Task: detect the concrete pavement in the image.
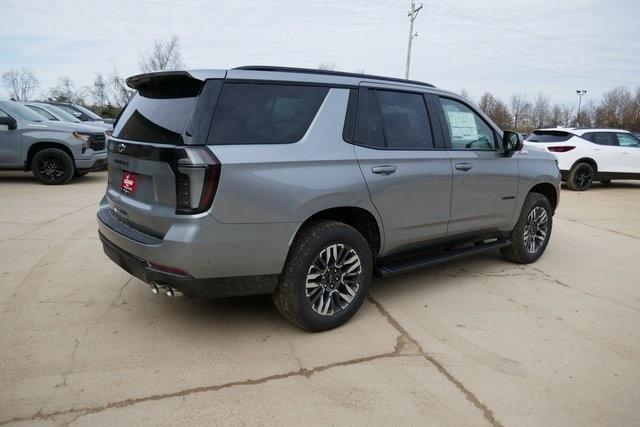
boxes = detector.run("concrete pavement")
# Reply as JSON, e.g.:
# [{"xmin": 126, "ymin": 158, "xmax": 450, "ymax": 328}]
[{"xmin": 1, "ymin": 171, "xmax": 639, "ymax": 426}]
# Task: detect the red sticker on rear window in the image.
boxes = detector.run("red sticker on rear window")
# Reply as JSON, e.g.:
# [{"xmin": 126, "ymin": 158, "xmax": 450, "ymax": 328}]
[{"xmin": 121, "ymin": 171, "xmax": 137, "ymax": 195}]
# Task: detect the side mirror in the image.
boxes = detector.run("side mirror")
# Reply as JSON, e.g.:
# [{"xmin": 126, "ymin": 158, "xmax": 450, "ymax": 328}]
[
  {"xmin": 502, "ymin": 130, "xmax": 523, "ymax": 153},
  {"xmin": 0, "ymin": 116, "xmax": 18, "ymax": 130}
]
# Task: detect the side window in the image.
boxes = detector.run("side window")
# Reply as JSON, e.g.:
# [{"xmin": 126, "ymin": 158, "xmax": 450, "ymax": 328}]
[
  {"xmin": 208, "ymin": 83, "xmax": 329, "ymax": 145},
  {"xmin": 439, "ymin": 98, "xmax": 496, "ymax": 150},
  {"xmin": 377, "ymin": 90, "xmax": 433, "ymax": 149},
  {"xmin": 27, "ymin": 106, "xmax": 57, "ymax": 121},
  {"xmin": 616, "ymin": 133, "xmax": 640, "ymax": 147},
  {"xmin": 588, "ymin": 132, "xmax": 618, "ymax": 146},
  {"xmin": 353, "ymin": 88, "xmax": 385, "ymax": 148}
]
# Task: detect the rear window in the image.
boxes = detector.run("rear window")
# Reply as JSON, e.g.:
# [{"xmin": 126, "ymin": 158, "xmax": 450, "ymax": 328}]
[
  {"xmin": 208, "ymin": 83, "xmax": 329, "ymax": 145},
  {"xmin": 113, "ymin": 78, "xmax": 202, "ymax": 144},
  {"xmin": 526, "ymin": 130, "xmax": 573, "ymax": 142}
]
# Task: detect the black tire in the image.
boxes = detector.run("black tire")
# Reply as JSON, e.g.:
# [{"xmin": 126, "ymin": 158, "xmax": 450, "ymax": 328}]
[
  {"xmin": 273, "ymin": 220, "xmax": 373, "ymax": 332},
  {"xmin": 32, "ymin": 148, "xmax": 75, "ymax": 185},
  {"xmin": 600, "ymin": 179, "xmax": 611, "ymax": 184},
  {"xmin": 566, "ymin": 162, "xmax": 594, "ymax": 191},
  {"xmin": 501, "ymin": 193, "xmax": 553, "ymax": 264}
]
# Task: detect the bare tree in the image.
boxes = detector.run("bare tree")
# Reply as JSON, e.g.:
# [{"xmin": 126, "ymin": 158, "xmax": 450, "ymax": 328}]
[
  {"xmin": 532, "ymin": 93, "xmax": 551, "ymax": 128},
  {"xmin": 317, "ymin": 61, "xmax": 336, "ymax": 71},
  {"xmin": 106, "ymin": 64, "xmax": 134, "ymax": 108},
  {"xmin": 459, "ymin": 88, "xmax": 472, "ymax": 101},
  {"xmin": 509, "ymin": 93, "xmax": 531, "ymax": 132},
  {"xmin": 478, "ymin": 92, "xmax": 512, "ymax": 130},
  {"xmin": 139, "ymin": 36, "xmax": 185, "ymax": 72},
  {"xmin": 48, "ymin": 77, "xmax": 85, "ymax": 104},
  {"xmin": 2, "ymin": 68, "xmax": 39, "ymax": 101}
]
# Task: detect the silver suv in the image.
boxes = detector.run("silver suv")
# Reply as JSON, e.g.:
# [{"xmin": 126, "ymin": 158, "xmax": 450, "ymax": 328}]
[{"xmin": 98, "ymin": 66, "xmax": 560, "ymax": 331}]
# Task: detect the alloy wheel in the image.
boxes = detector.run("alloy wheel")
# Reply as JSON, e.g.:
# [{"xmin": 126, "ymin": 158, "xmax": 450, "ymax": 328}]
[
  {"xmin": 574, "ymin": 165, "xmax": 593, "ymax": 189},
  {"xmin": 305, "ymin": 243, "xmax": 362, "ymax": 316},
  {"xmin": 38, "ymin": 156, "xmax": 65, "ymax": 181},
  {"xmin": 524, "ymin": 206, "xmax": 548, "ymax": 254}
]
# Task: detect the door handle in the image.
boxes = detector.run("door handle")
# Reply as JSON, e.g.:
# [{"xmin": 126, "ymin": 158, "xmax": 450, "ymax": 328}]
[
  {"xmin": 455, "ymin": 163, "xmax": 473, "ymax": 172},
  {"xmin": 371, "ymin": 165, "xmax": 397, "ymax": 175}
]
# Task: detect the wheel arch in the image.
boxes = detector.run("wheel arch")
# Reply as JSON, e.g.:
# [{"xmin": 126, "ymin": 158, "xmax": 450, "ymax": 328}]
[
  {"xmin": 571, "ymin": 157, "xmax": 598, "ymax": 172},
  {"xmin": 26, "ymin": 141, "xmax": 74, "ymax": 171},
  {"xmin": 292, "ymin": 206, "xmax": 383, "ymax": 258},
  {"xmin": 528, "ymin": 182, "xmax": 558, "ymax": 211}
]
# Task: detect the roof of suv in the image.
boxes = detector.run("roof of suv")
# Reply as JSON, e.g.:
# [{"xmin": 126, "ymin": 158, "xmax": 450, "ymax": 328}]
[
  {"xmin": 535, "ymin": 127, "xmax": 632, "ymax": 136},
  {"xmin": 125, "ymin": 66, "xmax": 438, "ymax": 92}
]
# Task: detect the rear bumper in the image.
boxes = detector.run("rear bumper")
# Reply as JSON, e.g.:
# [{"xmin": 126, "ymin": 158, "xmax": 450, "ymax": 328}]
[{"xmin": 99, "ymin": 232, "xmax": 279, "ymax": 298}]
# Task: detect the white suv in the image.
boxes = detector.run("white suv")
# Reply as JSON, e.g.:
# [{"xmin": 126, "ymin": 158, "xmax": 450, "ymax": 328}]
[{"xmin": 525, "ymin": 128, "xmax": 640, "ymax": 190}]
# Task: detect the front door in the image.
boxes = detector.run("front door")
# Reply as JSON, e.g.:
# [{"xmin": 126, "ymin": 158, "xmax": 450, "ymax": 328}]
[
  {"xmin": 0, "ymin": 109, "xmax": 22, "ymax": 167},
  {"xmin": 436, "ymin": 97, "xmax": 519, "ymax": 237},
  {"xmin": 352, "ymin": 87, "xmax": 452, "ymax": 254}
]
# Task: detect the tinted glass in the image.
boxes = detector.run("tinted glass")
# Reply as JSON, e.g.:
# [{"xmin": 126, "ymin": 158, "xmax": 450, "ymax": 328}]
[
  {"xmin": 55, "ymin": 105, "xmax": 84, "ymax": 119},
  {"xmin": 440, "ymin": 98, "xmax": 495, "ymax": 150},
  {"xmin": 527, "ymin": 131, "xmax": 573, "ymax": 142},
  {"xmin": 377, "ymin": 91, "xmax": 433, "ymax": 149},
  {"xmin": 113, "ymin": 79, "xmax": 202, "ymax": 144},
  {"xmin": 353, "ymin": 88, "xmax": 385, "ymax": 148},
  {"xmin": 617, "ymin": 133, "xmax": 640, "ymax": 147},
  {"xmin": 584, "ymin": 132, "xmax": 618, "ymax": 146},
  {"xmin": 27, "ymin": 105, "xmax": 57, "ymax": 120},
  {"xmin": 209, "ymin": 83, "xmax": 329, "ymax": 145},
  {"xmin": 0, "ymin": 101, "xmax": 46, "ymax": 122},
  {"xmin": 48, "ymin": 105, "xmax": 82, "ymax": 122}
]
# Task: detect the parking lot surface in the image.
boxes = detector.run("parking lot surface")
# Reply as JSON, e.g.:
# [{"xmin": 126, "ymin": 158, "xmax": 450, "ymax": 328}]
[{"xmin": 1, "ymin": 171, "xmax": 639, "ymax": 426}]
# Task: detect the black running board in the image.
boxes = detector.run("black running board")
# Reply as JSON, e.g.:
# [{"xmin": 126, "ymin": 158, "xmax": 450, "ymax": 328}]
[{"xmin": 374, "ymin": 239, "xmax": 511, "ymax": 278}]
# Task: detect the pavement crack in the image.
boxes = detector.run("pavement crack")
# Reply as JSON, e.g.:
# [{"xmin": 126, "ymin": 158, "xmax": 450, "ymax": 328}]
[
  {"xmin": 556, "ymin": 216, "xmax": 639, "ymax": 241},
  {"xmin": 526, "ymin": 266, "xmax": 640, "ymax": 313},
  {"xmin": 367, "ymin": 296, "xmax": 503, "ymax": 427},
  {"xmin": 1, "ymin": 339, "xmax": 412, "ymax": 424}
]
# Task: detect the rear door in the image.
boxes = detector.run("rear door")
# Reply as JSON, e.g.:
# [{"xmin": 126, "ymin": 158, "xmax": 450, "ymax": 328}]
[
  {"xmin": 436, "ymin": 96, "xmax": 519, "ymax": 237},
  {"xmin": 104, "ymin": 74, "xmax": 223, "ymax": 237},
  {"xmin": 352, "ymin": 86, "xmax": 452, "ymax": 253},
  {"xmin": 615, "ymin": 132, "xmax": 640, "ymax": 173},
  {"xmin": 583, "ymin": 132, "xmax": 620, "ymax": 172}
]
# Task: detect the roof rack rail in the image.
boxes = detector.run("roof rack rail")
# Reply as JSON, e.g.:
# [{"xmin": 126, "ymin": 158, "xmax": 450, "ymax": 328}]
[{"xmin": 233, "ymin": 66, "xmax": 435, "ymax": 88}]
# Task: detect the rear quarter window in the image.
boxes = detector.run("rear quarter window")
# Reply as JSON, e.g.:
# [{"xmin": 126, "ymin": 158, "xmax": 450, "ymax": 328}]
[
  {"xmin": 526, "ymin": 131, "xmax": 573, "ymax": 142},
  {"xmin": 208, "ymin": 83, "xmax": 329, "ymax": 145}
]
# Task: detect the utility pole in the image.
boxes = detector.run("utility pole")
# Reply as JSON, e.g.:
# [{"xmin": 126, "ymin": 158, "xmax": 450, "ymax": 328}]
[
  {"xmin": 405, "ymin": 1, "xmax": 423, "ymax": 79},
  {"xmin": 575, "ymin": 89, "xmax": 587, "ymax": 126}
]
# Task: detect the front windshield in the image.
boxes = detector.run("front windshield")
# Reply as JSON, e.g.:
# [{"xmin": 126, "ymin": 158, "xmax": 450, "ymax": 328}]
[
  {"xmin": 74, "ymin": 104, "xmax": 103, "ymax": 121},
  {"xmin": 0, "ymin": 101, "xmax": 46, "ymax": 122},
  {"xmin": 48, "ymin": 105, "xmax": 82, "ymax": 122}
]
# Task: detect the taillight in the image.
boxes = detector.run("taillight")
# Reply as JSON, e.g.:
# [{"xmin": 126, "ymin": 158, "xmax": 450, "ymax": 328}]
[
  {"xmin": 548, "ymin": 146, "xmax": 575, "ymax": 153},
  {"xmin": 175, "ymin": 147, "xmax": 220, "ymax": 215}
]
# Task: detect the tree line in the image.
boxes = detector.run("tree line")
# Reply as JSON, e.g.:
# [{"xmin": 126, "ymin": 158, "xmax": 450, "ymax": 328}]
[
  {"xmin": 465, "ymin": 87, "xmax": 640, "ymax": 133},
  {"xmin": 1, "ymin": 36, "xmax": 184, "ymax": 119},
  {"xmin": 3, "ymin": 36, "xmax": 640, "ymax": 131}
]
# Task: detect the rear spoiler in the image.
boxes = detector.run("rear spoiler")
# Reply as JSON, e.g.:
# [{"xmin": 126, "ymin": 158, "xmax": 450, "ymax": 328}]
[{"xmin": 126, "ymin": 70, "xmax": 226, "ymax": 90}]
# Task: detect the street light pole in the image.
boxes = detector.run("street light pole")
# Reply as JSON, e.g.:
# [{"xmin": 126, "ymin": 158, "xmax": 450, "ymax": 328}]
[
  {"xmin": 576, "ymin": 89, "xmax": 587, "ymax": 126},
  {"xmin": 405, "ymin": 1, "xmax": 423, "ymax": 79}
]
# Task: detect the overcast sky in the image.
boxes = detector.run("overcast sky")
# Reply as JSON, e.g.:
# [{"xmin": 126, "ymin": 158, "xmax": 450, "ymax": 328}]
[{"xmin": 1, "ymin": 0, "xmax": 639, "ymax": 106}]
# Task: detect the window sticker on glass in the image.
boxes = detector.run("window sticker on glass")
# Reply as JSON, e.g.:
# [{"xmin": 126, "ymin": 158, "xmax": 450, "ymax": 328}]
[{"xmin": 446, "ymin": 111, "xmax": 478, "ymax": 142}]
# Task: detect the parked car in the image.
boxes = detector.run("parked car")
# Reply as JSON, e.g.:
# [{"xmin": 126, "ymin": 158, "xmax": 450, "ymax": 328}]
[
  {"xmin": 98, "ymin": 66, "xmax": 560, "ymax": 331},
  {"xmin": 0, "ymin": 100, "xmax": 107, "ymax": 184},
  {"xmin": 525, "ymin": 128, "xmax": 640, "ymax": 190},
  {"xmin": 21, "ymin": 101, "xmax": 100, "ymax": 127},
  {"xmin": 41, "ymin": 101, "xmax": 113, "ymax": 130}
]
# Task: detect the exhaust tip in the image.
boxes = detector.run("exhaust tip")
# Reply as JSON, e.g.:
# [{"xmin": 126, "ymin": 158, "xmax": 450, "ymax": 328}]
[
  {"xmin": 165, "ymin": 288, "xmax": 175, "ymax": 298},
  {"xmin": 151, "ymin": 283, "xmax": 160, "ymax": 295}
]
